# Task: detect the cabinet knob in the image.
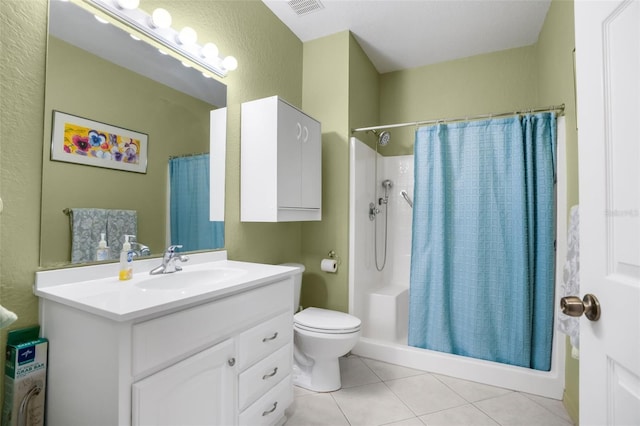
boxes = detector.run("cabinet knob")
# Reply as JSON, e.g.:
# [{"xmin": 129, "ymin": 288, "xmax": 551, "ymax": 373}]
[{"xmin": 227, "ymin": 358, "xmax": 236, "ymax": 367}]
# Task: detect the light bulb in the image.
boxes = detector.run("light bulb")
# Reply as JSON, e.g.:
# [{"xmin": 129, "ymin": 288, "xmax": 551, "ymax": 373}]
[
  {"xmin": 222, "ymin": 56, "xmax": 238, "ymax": 71},
  {"xmin": 201, "ymin": 43, "xmax": 219, "ymax": 59},
  {"xmin": 115, "ymin": 0, "xmax": 139, "ymax": 10},
  {"xmin": 177, "ymin": 27, "xmax": 197, "ymax": 45},
  {"xmin": 150, "ymin": 8, "xmax": 172, "ymax": 29},
  {"xmin": 202, "ymin": 72, "xmax": 212, "ymax": 79},
  {"xmin": 181, "ymin": 62, "xmax": 192, "ymax": 68},
  {"xmin": 130, "ymin": 34, "xmax": 141, "ymax": 41}
]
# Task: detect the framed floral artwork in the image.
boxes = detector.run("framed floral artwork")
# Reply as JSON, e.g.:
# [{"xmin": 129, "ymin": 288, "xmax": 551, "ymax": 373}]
[{"xmin": 50, "ymin": 111, "xmax": 148, "ymax": 173}]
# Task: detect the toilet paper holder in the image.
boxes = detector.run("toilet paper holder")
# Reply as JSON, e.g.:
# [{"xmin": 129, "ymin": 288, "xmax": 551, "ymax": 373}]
[{"xmin": 327, "ymin": 250, "xmax": 341, "ymax": 265}]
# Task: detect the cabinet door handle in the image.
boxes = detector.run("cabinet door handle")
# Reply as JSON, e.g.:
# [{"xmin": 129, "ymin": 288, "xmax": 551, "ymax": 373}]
[
  {"xmin": 262, "ymin": 367, "xmax": 278, "ymax": 380},
  {"xmin": 262, "ymin": 332, "xmax": 278, "ymax": 342},
  {"xmin": 296, "ymin": 122, "xmax": 302, "ymax": 140},
  {"xmin": 262, "ymin": 402, "xmax": 278, "ymax": 417},
  {"xmin": 227, "ymin": 358, "xmax": 236, "ymax": 367},
  {"xmin": 302, "ymin": 126, "xmax": 309, "ymax": 143}
]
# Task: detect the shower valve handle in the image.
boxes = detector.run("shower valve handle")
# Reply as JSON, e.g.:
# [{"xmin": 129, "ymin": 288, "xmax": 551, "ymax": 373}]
[{"xmin": 560, "ymin": 294, "xmax": 601, "ymax": 321}]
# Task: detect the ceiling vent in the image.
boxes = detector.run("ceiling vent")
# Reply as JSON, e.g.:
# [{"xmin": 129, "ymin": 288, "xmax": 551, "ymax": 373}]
[{"xmin": 287, "ymin": 0, "xmax": 325, "ymax": 16}]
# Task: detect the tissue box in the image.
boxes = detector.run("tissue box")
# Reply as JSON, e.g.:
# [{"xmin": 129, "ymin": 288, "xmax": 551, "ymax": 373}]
[{"xmin": 2, "ymin": 326, "xmax": 48, "ymax": 426}]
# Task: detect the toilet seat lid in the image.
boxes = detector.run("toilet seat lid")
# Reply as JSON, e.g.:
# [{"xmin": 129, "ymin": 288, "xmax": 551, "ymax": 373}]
[{"xmin": 294, "ymin": 307, "xmax": 361, "ymax": 333}]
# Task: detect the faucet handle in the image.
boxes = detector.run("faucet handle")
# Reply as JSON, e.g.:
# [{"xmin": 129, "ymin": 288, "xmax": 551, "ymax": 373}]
[{"xmin": 166, "ymin": 245, "xmax": 183, "ymax": 254}]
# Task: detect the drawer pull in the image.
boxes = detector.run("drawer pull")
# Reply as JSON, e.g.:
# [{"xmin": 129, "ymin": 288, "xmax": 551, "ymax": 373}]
[
  {"xmin": 262, "ymin": 367, "xmax": 278, "ymax": 380},
  {"xmin": 262, "ymin": 402, "xmax": 278, "ymax": 417},
  {"xmin": 262, "ymin": 332, "xmax": 278, "ymax": 343},
  {"xmin": 228, "ymin": 358, "xmax": 236, "ymax": 367}
]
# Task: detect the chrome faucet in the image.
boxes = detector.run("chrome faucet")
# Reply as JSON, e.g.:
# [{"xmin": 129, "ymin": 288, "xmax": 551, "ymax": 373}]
[
  {"xmin": 149, "ymin": 245, "xmax": 189, "ymax": 275},
  {"xmin": 128, "ymin": 236, "xmax": 151, "ymax": 257}
]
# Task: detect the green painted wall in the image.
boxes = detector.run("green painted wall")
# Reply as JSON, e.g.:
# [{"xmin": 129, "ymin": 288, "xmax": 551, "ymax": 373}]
[
  {"xmin": 536, "ymin": 0, "xmax": 579, "ymax": 423},
  {"xmin": 300, "ymin": 32, "xmax": 351, "ymax": 312},
  {"xmin": 378, "ymin": 45, "xmax": 540, "ymax": 156},
  {"xmin": 299, "ymin": 31, "xmax": 380, "ymax": 313},
  {"xmin": 41, "ymin": 37, "xmax": 214, "ymax": 266},
  {"xmin": 0, "ymin": 0, "xmax": 303, "ymax": 405}
]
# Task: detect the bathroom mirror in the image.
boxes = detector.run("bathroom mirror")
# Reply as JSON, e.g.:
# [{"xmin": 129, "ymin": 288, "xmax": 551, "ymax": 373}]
[{"xmin": 40, "ymin": 0, "xmax": 227, "ymax": 268}]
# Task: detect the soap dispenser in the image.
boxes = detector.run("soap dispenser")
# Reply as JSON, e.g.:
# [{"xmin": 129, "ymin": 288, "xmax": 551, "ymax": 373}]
[
  {"xmin": 96, "ymin": 233, "xmax": 109, "ymax": 261},
  {"xmin": 119, "ymin": 235, "xmax": 133, "ymax": 281}
]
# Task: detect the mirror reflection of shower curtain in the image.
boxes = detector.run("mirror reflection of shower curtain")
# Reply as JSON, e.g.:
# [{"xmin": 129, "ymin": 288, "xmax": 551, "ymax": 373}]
[
  {"xmin": 408, "ymin": 113, "xmax": 557, "ymax": 371},
  {"xmin": 169, "ymin": 154, "xmax": 223, "ymax": 251}
]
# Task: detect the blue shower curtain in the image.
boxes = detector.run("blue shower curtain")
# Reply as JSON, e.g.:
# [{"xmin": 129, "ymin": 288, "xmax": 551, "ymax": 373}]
[
  {"xmin": 169, "ymin": 154, "xmax": 223, "ymax": 251},
  {"xmin": 408, "ymin": 113, "xmax": 556, "ymax": 371}
]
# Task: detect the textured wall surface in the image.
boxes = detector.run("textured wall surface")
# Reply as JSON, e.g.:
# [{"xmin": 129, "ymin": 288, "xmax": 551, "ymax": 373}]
[
  {"xmin": 0, "ymin": 0, "xmax": 48, "ymax": 409},
  {"xmin": 378, "ymin": 45, "xmax": 539, "ymax": 156}
]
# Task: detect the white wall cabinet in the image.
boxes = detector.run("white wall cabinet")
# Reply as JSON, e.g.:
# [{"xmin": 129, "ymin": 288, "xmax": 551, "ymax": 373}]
[
  {"xmin": 40, "ymin": 278, "xmax": 294, "ymax": 426},
  {"xmin": 241, "ymin": 96, "xmax": 321, "ymax": 222}
]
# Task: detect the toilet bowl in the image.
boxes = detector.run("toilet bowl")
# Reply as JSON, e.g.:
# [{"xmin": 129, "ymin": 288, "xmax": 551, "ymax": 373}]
[{"xmin": 281, "ymin": 263, "xmax": 361, "ymax": 392}]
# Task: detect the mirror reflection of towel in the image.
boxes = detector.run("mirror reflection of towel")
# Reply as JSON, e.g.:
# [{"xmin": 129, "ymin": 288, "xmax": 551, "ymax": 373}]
[
  {"xmin": 69, "ymin": 208, "xmax": 137, "ymax": 263},
  {"xmin": 106, "ymin": 210, "xmax": 137, "ymax": 259}
]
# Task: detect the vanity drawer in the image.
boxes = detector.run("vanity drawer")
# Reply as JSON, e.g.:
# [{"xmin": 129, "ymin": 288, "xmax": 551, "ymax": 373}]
[
  {"xmin": 239, "ymin": 343, "xmax": 292, "ymax": 410},
  {"xmin": 237, "ymin": 310, "xmax": 293, "ymax": 370},
  {"xmin": 132, "ymin": 279, "xmax": 292, "ymax": 377},
  {"xmin": 238, "ymin": 375, "xmax": 292, "ymax": 426}
]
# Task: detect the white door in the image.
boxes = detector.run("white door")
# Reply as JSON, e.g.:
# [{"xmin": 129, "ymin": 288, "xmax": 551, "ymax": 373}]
[
  {"xmin": 132, "ymin": 339, "xmax": 236, "ymax": 426},
  {"xmin": 574, "ymin": 0, "xmax": 640, "ymax": 424}
]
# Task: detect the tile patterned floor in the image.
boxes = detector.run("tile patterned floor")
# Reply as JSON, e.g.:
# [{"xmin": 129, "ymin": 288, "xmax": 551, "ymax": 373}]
[{"xmin": 284, "ymin": 355, "xmax": 574, "ymax": 426}]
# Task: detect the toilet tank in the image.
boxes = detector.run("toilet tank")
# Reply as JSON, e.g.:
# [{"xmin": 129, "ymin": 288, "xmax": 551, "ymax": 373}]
[{"xmin": 280, "ymin": 263, "xmax": 305, "ymax": 312}]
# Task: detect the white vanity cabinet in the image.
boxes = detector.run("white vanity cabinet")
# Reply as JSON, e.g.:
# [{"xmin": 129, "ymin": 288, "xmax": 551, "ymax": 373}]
[
  {"xmin": 132, "ymin": 339, "xmax": 236, "ymax": 425},
  {"xmin": 241, "ymin": 95, "xmax": 321, "ymax": 222},
  {"xmin": 38, "ymin": 271, "xmax": 294, "ymax": 426}
]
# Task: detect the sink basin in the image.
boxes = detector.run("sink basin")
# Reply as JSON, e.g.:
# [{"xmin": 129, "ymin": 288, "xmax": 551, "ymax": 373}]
[{"xmin": 134, "ymin": 267, "xmax": 247, "ymax": 291}]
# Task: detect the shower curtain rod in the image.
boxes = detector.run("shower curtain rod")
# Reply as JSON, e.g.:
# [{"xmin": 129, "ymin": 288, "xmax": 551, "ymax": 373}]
[
  {"xmin": 351, "ymin": 104, "xmax": 565, "ymax": 133},
  {"xmin": 168, "ymin": 151, "xmax": 209, "ymax": 160}
]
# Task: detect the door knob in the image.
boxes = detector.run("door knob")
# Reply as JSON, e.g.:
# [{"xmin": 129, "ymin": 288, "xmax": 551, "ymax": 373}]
[{"xmin": 560, "ymin": 294, "xmax": 601, "ymax": 321}]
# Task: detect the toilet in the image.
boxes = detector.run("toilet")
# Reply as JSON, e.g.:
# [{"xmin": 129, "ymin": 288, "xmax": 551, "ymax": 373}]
[{"xmin": 282, "ymin": 263, "xmax": 361, "ymax": 392}]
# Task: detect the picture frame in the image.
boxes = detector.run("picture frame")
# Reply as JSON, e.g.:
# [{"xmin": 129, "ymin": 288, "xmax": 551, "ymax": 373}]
[{"xmin": 51, "ymin": 111, "xmax": 148, "ymax": 173}]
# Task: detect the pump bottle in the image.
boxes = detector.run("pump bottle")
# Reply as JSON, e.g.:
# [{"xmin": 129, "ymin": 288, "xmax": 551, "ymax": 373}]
[
  {"xmin": 119, "ymin": 235, "xmax": 133, "ymax": 281},
  {"xmin": 96, "ymin": 233, "xmax": 109, "ymax": 261}
]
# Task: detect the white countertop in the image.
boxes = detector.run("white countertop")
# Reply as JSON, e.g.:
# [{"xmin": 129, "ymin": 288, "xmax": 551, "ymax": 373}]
[{"xmin": 34, "ymin": 251, "xmax": 297, "ymax": 322}]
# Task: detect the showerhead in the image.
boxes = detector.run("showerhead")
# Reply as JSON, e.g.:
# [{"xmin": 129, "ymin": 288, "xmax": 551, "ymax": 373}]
[
  {"xmin": 378, "ymin": 130, "xmax": 391, "ymax": 146},
  {"xmin": 378, "ymin": 179, "xmax": 393, "ymax": 205},
  {"xmin": 369, "ymin": 129, "xmax": 391, "ymax": 146}
]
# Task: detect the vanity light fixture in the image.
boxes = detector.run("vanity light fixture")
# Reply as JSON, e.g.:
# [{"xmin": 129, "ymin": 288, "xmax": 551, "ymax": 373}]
[
  {"xmin": 177, "ymin": 26, "xmax": 197, "ymax": 46},
  {"xmin": 84, "ymin": 0, "xmax": 237, "ymax": 78},
  {"xmin": 149, "ymin": 8, "xmax": 171, "ymax": 29},
  {"xmin": 222, "ymin": 56, "xmax": 238, "ymax": 71},
  {"xmin": 201, "ymin": 43, "xmax": 219, "ymax": 60}
]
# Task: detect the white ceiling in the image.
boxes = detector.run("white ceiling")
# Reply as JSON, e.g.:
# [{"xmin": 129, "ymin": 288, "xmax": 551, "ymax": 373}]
[{"xmin": 262, "ymin": 0, "xmax": 552, "ymax": 73}]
